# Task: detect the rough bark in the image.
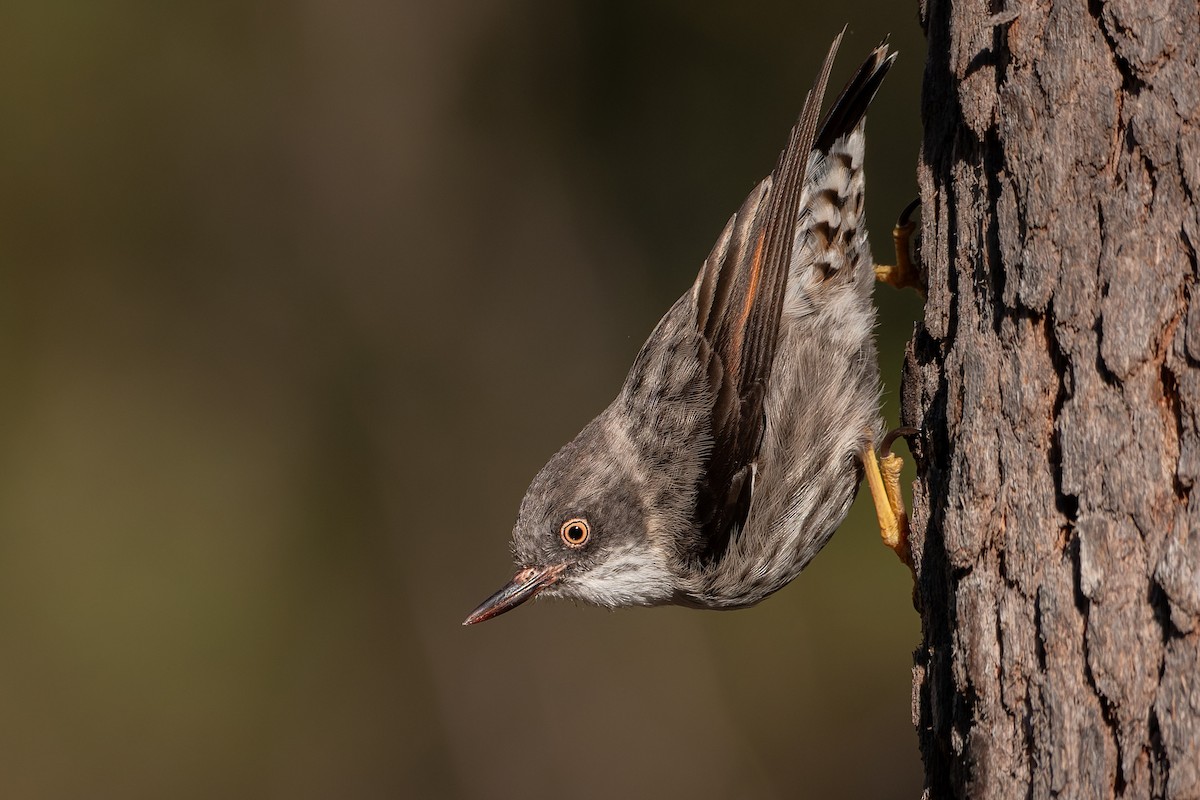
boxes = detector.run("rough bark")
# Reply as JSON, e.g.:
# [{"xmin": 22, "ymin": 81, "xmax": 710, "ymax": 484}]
[{"xmin": 904, "ymin": 1, "xmax": 1200, "ymax": 798}]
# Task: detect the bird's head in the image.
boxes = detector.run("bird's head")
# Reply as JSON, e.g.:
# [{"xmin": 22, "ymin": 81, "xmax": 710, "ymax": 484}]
[{"xmin": 463, "ymin": 417, "xmax": 678, "ymax": 625}]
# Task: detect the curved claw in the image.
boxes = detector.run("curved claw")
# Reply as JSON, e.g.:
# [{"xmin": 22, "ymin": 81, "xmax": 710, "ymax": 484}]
[
  {"xmin": 881, "ymin": 426, "xmax": 919, "ymax": 458},
  {"xmin": 874, "ymin": 198, "xmax": 925, "ymax": 296}
]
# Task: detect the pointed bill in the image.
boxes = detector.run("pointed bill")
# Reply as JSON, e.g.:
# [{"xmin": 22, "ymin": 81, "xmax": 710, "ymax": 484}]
[{"xmin": 462, "ymin": 564, "xmax": 568, "ymax": 625}]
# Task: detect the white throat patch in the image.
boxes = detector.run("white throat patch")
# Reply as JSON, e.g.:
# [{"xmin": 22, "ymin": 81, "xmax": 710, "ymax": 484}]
[{"xmin": 559, "ymin": 544, "xmax": 675, "ymax": 608}]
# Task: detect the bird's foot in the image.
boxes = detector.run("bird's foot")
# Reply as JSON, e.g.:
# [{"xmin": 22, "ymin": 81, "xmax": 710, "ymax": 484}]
[
  {"xmin": 862, "ymin": 427, "xmax": 918, "ymax": 570},
  {"xmin": 873, "ymin": 199, "xmax": 925, "ymax": 296}
]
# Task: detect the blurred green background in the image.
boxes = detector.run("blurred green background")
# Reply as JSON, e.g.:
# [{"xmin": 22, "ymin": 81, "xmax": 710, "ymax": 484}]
[{"xmin": 1, "ymin": 2, "xmax": 925, "ymax": 798}]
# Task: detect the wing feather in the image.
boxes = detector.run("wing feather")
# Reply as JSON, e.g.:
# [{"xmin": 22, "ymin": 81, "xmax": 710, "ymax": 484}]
[{"xmin": 689, "ymin": 33, "xmax": 893, "ymax": 564}]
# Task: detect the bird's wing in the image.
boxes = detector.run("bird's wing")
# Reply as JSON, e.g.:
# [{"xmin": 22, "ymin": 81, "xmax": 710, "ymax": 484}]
[{"xmin": 689, "ymin": 34, "xmax": 893, "ymax": 563}]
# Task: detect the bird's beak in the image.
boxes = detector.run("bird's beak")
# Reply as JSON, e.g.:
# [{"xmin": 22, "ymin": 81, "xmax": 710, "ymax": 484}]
[{"xmin": 463, "ymin": 563, "xmax": 567, "ymax": 626}]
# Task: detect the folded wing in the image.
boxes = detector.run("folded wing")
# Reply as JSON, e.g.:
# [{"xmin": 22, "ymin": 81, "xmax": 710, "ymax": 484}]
[{"xmin": 690, "ymin": 34, "xmax": 894, "ymax": 564}]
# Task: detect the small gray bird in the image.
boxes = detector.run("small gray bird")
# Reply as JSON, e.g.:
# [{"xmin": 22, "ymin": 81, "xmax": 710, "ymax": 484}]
[{"xmin": 465, "ymin": 32, "xmax": 911, "ymax": 626}]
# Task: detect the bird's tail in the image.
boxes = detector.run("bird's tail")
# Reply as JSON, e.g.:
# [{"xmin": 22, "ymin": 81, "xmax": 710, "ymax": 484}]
[
  {"xmin": 815, "ymin": 42, "xmax": 894, "ymax": 152},
  {"xmin": 784, "ymin": 42, "xmax": 894, "ymax": 319}
]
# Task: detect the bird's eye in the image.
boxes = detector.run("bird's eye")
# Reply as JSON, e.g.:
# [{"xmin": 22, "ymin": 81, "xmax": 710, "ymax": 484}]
[{"xmin": 560, "ymin": 518, "xmax": 590, "ymax": 548}]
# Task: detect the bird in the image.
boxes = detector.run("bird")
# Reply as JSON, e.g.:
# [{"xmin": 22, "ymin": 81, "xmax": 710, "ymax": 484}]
[{"xmin": 464, "ymin": 31, "xmax": 917, "ymax": 626}]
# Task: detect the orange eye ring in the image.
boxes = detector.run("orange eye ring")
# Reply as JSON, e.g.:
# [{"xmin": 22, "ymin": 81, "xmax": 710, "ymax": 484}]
[{"xmin": 560, "ymin": 518, "xmax": 590, "ymax": 548}]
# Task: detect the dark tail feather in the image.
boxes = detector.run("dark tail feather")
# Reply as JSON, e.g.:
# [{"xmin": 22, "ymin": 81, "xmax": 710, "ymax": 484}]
[{"xmin": 814, "ymin": 41, "xmax": 895, "ymax": 152}]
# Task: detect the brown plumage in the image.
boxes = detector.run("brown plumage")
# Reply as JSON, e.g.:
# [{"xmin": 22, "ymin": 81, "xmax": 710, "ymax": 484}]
[{"xmin": 466, "ymin": 32, "xmax": 895, "ymax": 624}]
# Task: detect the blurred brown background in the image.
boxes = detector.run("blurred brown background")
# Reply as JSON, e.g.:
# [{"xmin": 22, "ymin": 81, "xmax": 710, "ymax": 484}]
[{"xmin": 1, "ymin": 2, "xmax": 925, "ymax": 798}]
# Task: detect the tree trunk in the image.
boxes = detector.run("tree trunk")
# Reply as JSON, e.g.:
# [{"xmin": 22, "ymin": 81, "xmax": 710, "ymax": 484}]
[{"xmin": 904, "ymin": 1, "xmax": 1200, "ymax": 798}]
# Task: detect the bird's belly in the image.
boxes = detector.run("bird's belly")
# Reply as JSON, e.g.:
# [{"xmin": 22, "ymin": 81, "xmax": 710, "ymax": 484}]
[{"xmin": 683, "ymin": 319, "xmax": 880, "ymax": 609}]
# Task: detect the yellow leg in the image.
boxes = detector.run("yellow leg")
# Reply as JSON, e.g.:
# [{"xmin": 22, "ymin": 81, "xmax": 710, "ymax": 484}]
[
  {"xmin": 862, "ymin": 430, "xmax": 915, "ymax": 570},
  {"xmin": 874, "ymin": 199, "xmax": 925, "ymax": 296}
]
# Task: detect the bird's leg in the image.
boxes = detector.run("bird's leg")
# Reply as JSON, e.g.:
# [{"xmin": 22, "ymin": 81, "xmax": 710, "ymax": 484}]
[
  {"xmin": 861, "ymin": 427, "xmax": 917, "ymax": 570},
  {"xmin": 873, "ymin": 199, "xmax": 925, "ymax": 296}
]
